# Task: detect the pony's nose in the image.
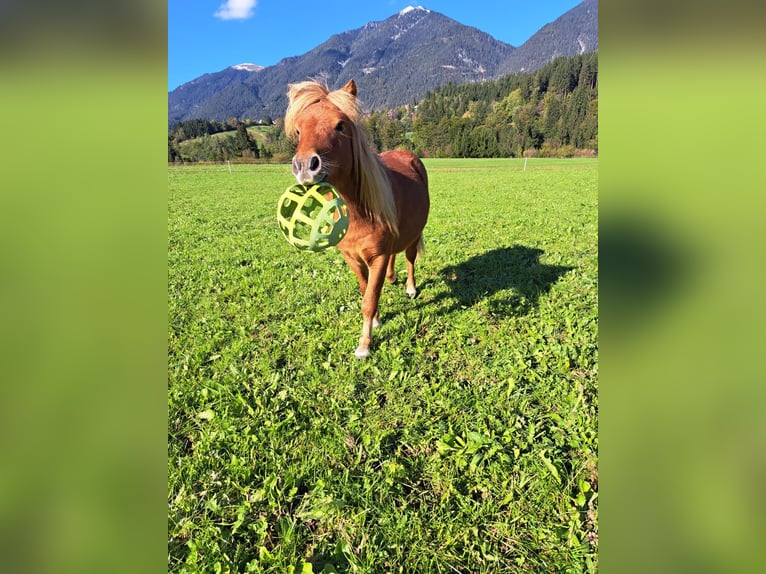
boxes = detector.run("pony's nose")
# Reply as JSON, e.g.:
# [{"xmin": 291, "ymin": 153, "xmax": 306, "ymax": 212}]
[{"xmin": 291, "ymin": 154, "xmax": 322, "ymax": 183}]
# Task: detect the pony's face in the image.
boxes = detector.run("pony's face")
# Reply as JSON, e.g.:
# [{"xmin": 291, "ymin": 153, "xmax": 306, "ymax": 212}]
[{"xmin": 291, "ymin": 99, "xmax": 354, "ymax": 185}]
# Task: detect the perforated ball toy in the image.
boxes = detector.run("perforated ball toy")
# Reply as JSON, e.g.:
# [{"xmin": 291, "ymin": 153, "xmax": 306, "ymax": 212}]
[{"xmin": 276, "ymin": 182, "xmax": 349, "ymax": 252}]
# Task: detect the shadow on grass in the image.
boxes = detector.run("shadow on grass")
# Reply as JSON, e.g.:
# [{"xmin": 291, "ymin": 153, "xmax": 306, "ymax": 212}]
[
  {"xmin": 599, "ymin": 210, "xmax": 693, "ymax": 336},
  {"xmin": 426, "ymin": 245, "xmax": 573, "ymax": 317}
]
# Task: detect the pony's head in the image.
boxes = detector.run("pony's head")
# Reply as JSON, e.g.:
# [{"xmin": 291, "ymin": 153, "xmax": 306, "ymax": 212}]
[{"xmin": 285, "ymin": 79, "xmax": 398, "ymax": 235}]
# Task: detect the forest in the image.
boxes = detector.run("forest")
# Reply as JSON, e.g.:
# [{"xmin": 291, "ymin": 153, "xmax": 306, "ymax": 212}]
[{"xmin": 168, "ymin": 53, "xmax": 597, "ymax": 162}]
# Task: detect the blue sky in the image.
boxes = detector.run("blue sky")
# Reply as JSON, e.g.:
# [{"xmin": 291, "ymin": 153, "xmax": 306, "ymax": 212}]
[{"xmin": 168, "ymin": 1, "xmax": 584, "ymax": 90}]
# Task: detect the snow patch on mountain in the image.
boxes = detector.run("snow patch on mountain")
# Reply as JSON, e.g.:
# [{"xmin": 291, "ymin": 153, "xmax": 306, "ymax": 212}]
[
  {"xmin": 231, "ymin": 63, "xmax": 264, "ymax": 72},
  {"xmin": 399, "ymin": 6, "xmax": 429, "ymax": 17},
  {"xmin": 392, "ymin": 6, "xmax": 429, "ymax": 40}
]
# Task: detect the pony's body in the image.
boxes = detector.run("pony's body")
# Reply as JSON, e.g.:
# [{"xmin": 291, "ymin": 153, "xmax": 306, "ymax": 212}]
[{"xmin": 285, "ymin": 80, "xmax": 429, "ymax": 358}]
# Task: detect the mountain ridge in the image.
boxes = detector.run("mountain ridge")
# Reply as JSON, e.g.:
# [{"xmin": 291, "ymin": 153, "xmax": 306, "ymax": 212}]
[{"xmin": 168, "ymin": 1, "xmax": 597, "ymax": 126}]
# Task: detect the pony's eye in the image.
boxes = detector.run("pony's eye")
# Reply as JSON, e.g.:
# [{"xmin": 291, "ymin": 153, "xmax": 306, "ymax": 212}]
[{"xmin": 335, "ymin": 122, "xmax": 344, "ymax": 132}]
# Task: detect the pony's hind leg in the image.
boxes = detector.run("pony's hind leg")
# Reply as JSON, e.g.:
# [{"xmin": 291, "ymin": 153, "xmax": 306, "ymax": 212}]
[
  {"xmin": 386, "ymin": 254, "xmax": 398, "ymax": 284},
  {"xmin": 404, "ymin": 236, "xmax": 423, "ymax": 299}
]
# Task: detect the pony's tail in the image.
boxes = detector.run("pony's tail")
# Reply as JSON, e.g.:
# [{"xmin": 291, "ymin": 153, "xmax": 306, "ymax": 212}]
[{"xmin": 415, "ymin": 234, "xmax": 425, "ymax": 263}]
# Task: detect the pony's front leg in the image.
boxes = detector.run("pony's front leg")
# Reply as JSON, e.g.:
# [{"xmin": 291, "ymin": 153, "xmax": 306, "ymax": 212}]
[{"xmin": 355, "ymin": 255, "xmax": 389, "ymax": 359}]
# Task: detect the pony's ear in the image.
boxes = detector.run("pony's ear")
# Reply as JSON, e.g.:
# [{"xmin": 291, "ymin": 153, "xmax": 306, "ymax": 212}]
[{"xmin": 342, "ymin": 79, "xmax": 357, "ymax": 97}]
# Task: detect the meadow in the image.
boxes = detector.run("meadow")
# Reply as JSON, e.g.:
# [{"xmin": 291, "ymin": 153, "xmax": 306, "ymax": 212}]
[{"xmin": 168, "ymin": 158, "xmax": 598, "ymax": 573}]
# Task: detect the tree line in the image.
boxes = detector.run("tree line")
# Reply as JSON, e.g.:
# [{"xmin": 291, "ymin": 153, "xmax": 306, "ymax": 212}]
[
  {"xmin": 168, "ymin": 53, "xmax": 597, "ymax": 162},
  {"xmin": 168, "ymin": 116, "xmax": 276, "ymax": 162},
  {"xmin": 409, "ymin": 52, "xmax": 597, "ymax": 158}
]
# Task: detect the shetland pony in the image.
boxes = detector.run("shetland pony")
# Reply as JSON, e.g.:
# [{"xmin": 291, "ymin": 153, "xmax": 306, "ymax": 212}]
[{"xmin": 285, "ymin": 79, "xmax": 430, "ymax": 359}]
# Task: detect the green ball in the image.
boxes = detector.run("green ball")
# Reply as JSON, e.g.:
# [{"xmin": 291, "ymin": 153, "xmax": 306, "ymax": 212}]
[{"xmin": 276, "ymin": 182, "xmax": 349, "ymax": 252}]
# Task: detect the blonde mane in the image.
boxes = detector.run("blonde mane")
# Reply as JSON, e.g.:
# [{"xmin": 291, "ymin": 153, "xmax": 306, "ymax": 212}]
[{"xmin": 285, "ymin": 81, "xmax": 399, "ymax": 236}]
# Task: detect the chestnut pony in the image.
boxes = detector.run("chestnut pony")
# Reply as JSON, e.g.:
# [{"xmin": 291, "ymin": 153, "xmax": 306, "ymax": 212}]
[{"xmin": 285, "ymin": 79, "xmax": 430, "ymax": 359}]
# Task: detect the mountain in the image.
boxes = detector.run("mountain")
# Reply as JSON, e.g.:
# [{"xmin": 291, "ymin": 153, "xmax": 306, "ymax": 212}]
[
  {"xmin": 496, "ymin": 0, "xmax": 598, "ymax": 76},
  {"xmin": 168, "ymin": 2, "xmax": 597, "ymax": 126},
  {"xmin": 169, "ymin": 6, "xmax": 512, "ymax": 125}
]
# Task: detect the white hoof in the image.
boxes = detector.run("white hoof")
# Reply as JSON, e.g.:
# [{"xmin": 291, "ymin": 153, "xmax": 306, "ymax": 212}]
[
  {"xmin": 354, "ymin": 346, "xmax": 369, "ymax": 360},
  {"xmin": 406, "ymin": 286, "xmax": 417, "ymax": 299},
  {"xmin": 372, "ymin": 317, "xmax": 382, "ymax": 329}
]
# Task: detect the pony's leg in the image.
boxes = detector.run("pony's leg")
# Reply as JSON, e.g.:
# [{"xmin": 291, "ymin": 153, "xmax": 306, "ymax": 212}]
[
  {"xmin": 386, "ymin": 254, "xmax": 398, "ymax": 284},
  {"xmin": 404, "ymin": 239, "xmax": 420, "ymax": 299},
  {"xmin": 359, "ymin": 273, "xmax": 382, "ymax": 330},
  {"xmin": 341, "ymin": 253, "xmax": 382, "ymax": 358},
  {"xmin": 346, "ymin": 258, "xmax": 381, "ymax": 329},
  {"xmin": 341, "ymin": 252, "xmax": 375, "ymax": 320},
  {"xmin": 355, "ymin": 255, "xmax": 389, "ymax": 359}
]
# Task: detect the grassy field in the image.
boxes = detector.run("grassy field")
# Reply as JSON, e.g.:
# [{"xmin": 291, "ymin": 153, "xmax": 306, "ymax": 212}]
[{"xmin": 168, "ymin": 158, "xmax": 598, "ymax": 573}]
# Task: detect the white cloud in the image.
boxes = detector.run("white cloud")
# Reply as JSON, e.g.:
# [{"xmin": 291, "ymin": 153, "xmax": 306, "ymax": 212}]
[{"xmin": 214, "ymin": 0, "xmax": 257, "ymax": 21}]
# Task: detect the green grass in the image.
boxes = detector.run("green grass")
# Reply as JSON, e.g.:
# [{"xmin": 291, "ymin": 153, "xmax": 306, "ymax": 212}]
[{"xmin": 168, "ymin": 158, "xmax": 598, "ymax": 573}]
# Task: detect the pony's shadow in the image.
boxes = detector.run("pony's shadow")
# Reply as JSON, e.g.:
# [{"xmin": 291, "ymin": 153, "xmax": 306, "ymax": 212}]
[{"xmin": 425, "ymin": 245, "xmax": 573, "ymax": 318}]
